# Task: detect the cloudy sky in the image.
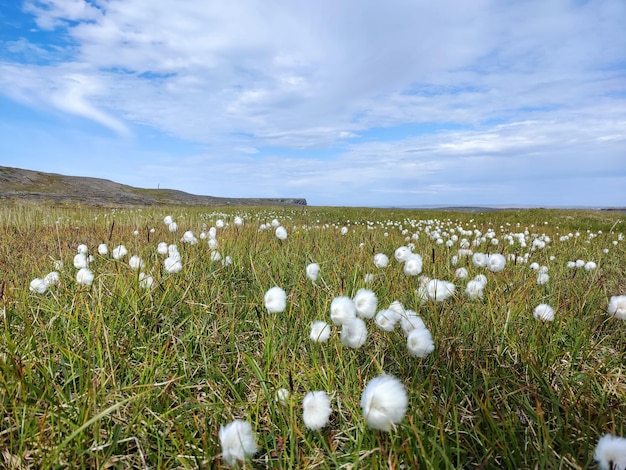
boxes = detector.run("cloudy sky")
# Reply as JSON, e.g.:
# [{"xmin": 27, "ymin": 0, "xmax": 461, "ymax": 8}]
[{"xmin": 1, "ymin": 0, "xmax": 625, "ymax": 207}]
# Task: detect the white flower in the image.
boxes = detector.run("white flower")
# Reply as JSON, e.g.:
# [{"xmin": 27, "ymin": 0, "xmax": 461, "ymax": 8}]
[
  {"xmin": 403, "ymin": 254, "xmax": 423, "ymax": 276},
  {"xmin": 234, "ymin": 216, "xmax": 243, "ymax": 227},
  {"xmin": 208, "ymin": 238, "xmax": 218, "ymax": 250},
  {"xmin": 264, "ymin": 286, "xmax": 287, "ymax": 313},
  {"xmin": 219, "ymin": 419, "xmax": 258, "ymax": 466},
  {"xmin": 164, "ymin": 256, "xmax": 183, "ymax": 274},
  {"xmin": 44, "ymin": 271, "xmax": 60, "ymax": 286},
  {"xmin": 400, "ymin": 311, "xmax": 425, "ymax": 335},
  {"xmin": 533, "ymin": 304, "xmax": 555, "ymax": 321},
  {"xmin": 472, "ymin": 252, "xmax": 488, "ymax": 268},
  {"xmin": 594, "ymin": 434, "xmax": 626, "ymax": 470},
  {"xmin": 271, "ymin": 218, "xmax": 280, "ymax": 227},
  {"xmin": 77, "ymin": 244, "xmax": 88, "ymax": 254},
  {"xmin": 163, "ymin": 215, "xmax": 173, "ymax": 225},
  {"xmin": 330, "ymin": 296, "xmax": 356, "ymax": 325},
  {"xmin": 216, "ymin": 219, "xmax": 225, "ymax": 229},
  {"xmin": 426, "ymin": 279, "xmax": 455, "ymax": 302},
  {"xmin": 373, "ymin": 253, "xmax": 389, "ymax": 268},
  {"xmin": 375, "ymin": 309, "xmax": 400, "ymax": 331},
  {"xmin": 168, "ymin": 222, "xmax": 178, "ymax": 232},
  {"xmin": 388, "ymin": 300, "xmax": 405, "ymax": 316},
  {"xmin": 575, "ymin": 259, "xmax": 585, "ymax": 267},
  {"xmin": 112, "ymin": 245, "xmax": 128, "ymax": 260},
  {"xmin": 608, "ymin": 295, "xmax": 626, "ymax": 320},
  {"xmin": 76, "ymin": 268, "xmax": 94, "ymax": 286},
  {"xmin": 275, "ymin": 226, "xmax": 288, "ymax": 240},
  {"xmin": 210, "ymin": 250, "xmax": 222, "ymax": 262},
  {"xmin": 353, "ymin": 289, "xmax": 377, "ymax": 319},
  {"xmin": 30, "ymin": 278, "xmax": 47, "ymax": 294},
  {"xmin": 97, "ymin": 243, "xmax": 108, "ymax": 255},
  {"xmin": 340, "ymin": 318, "xmax": 368, "ymax": 348},
  {"xmin": 306, "ymin": 263, "xmax": 320, "ymax": 281},
  {"xmin": 310, "ymin": 321, "xmax": 331, "ymax": 342},
  {"xmin": 302, "ymin": 391, "xmax": 332, "ymax": 430},
  {"xmin": 474, "ymin": 274, "xmax": 488, "ymax": 288},
  {"xmin": 340, "ymin": 226, "xmax": 348, "ymax": 235},
  {"xmin": 394, "ymin": 246, "xmax": 412, "ymax": 263},
  {"xmin": 361, "ymin": 375, "xmax": 407, "ymax": 431},
  {"xmin": 486, "ymin": 253, "xmax": 506, "ymax": 273},
  {"xmin": 128, "ymin": 255, "xmax": 144, "ymax": 270},
  {"xmin": 407, "ymin": 328, "xmax": 435, "ymax": 357},
  {"xmin": 73, "ymin": 253, "xmax": 89, "ymax": 269}
]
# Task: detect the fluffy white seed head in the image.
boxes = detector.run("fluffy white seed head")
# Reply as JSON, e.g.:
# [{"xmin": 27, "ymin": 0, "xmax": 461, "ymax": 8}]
[
  {"xmin": 375, "ymin": 309, "xmax": 400, "ymax": 332},
  {"xmin": 455, "ymin": 267, "xmax": 468, "ymax": 279},
  {"xmin": 129, "ymin": 255, "xmax": 144, "ymax": 270},
  {"xmin": 426, "ymin": 279, "xmax": 455, "ymax": 302},
  {"xmin": 163, "ymin": 215, "xmax": 173, "ymax": 225},
  {"xmin": 340, "ymin": 318, "xmax": 368, "ymax": 348},
  {"xmin": 275, "ymin": 226, "xmax": 288, "ymax": 240},
  {"xmin": 310, "ymin": 321, "xmax": 331, "ymax": 342},
  {"xmin": 30, "ymin": 278, "xmax": 47, "ymax": 294},
  {"xmin": 533, "ymin": 304, "xmax": 555, "ymax": 321},
  {"xmin": 353, "ymin": 289, "xmax": 378, "ymax": 319},
  {"xmin": 400, "ymin": 311, "xmax": 425, "ymax": 335},
  {"xmin": 594, "ymin": 434, "xmax": 626, "ymax": 470},
  {"xmin": 465, "ymin": 280, "xmax": 484, "ymax": 299},
  {"xmin": 164, "ymin": 256, "xmax": 183, "ymax": 274},
  {"xmin": 73, "ymin": 253, "xmax": 89, "ymax": 269},
  {"xmin": 44, "ymin": 271, "xmax": 60, "ymax": 286},
  {"xmin": 407, "ymin": 328, "xmax": 435, "ymax": 357},
  {"xmin": 472, "ymin": 252, "xmax": 488, "ymax": 268},
  {"xmin": 330, "ymin": 296, "xmax": 356, "ymax": 325},
  {"xmin": 77, "ymin": 244, "xmax": 88, "ymax": 254},
  {"xmin": 373, "ymin": 253, "xmax": 389, "ymax": 268},
  {"xmin": 394, "ymin": 246, "xmax": 412, "ymax": 263},
  {"xmin": 486, "ymin": 253, "xmax": 506, "ymax": 273},
  {"xmin": 608, "ymin": 295, "xmax": 626, "ymax": 320},
  {"xmin": 112, "ymin": 245, "xmax": 128, "ymax": 260},
  {"xmin": 403, "ymin": 254, "xmax": 423, "ymax": 276},
  {"xmin": 537, "ymin": 272, "xmax": 550, "ymax": 285},
  {"xmin": 76, "ymin": 268, "xmax": 94, "ymax": 286},
  {"xmin": 168, "ymin": 222, "xmax": 178, "ymax": 232},
  {"xmin": 264, "ymin": 286, "xmax": 287, "ymax": 313},
  {"xmin": 361, "ymin": 375, "xmax": 408, "ymax": 431},
  {"xmin": 302, "ymin": 391, "xmax": 332, "ymax": 430},
  {"xmin": 219, "ymin": 419, "xmax": 258, "ymax": 466},
  {"xmin": 97, "ymin": 243, "xmax": 108, "ymax": 255},
  {"xmin": 306, "ymin": 263, "xmax": 320, "ymax": 281},
  {"xmin": 157, "ymin": 242, "xmax": 168, "ymax": 255}
]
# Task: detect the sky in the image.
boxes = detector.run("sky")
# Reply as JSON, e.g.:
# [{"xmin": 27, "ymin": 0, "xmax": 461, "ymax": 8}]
[{"xmin": 0, "ymin": 0, "xmax": 625, "ymax": 207}]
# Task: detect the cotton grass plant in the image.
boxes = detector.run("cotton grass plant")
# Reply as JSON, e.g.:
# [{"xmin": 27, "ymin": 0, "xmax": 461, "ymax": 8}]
[{"xmin": 0, "ymin": 203, "xmax": 625, "ymax": 468}]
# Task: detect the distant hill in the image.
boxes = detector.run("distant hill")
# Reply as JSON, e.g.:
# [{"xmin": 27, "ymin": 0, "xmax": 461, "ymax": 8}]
[{"xmin": 0, "ymin": 166, "xmax": 307, "ymax": 207}]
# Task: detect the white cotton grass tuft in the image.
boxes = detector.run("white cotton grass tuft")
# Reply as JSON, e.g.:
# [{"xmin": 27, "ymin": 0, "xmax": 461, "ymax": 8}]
[
  {"xmin": 403, "ymin": 254, "xmax": 423, "ymax": 276},
  {"xmin": 76, "ymin": 268, "xmax": 94, "ymax": 286},
  {"xmin": 157, "ymin": 242, "xmax": 168, "ymax": 255},
  {"xmin": 373, "ymin": 253, "xmax": 389, "ymax": 268},
  {"xmin": 455, "ymin": 267, "xmax": 468, "ymax": 279},
  {"xmin": 537, "ymin": 272, "xmax": 550, "ymax": 285},
  {"xmin": 374, "ymin": 309, "xmax": 400, "ymax": 332},
  {"xmin": 275, "ymin": 388, "xmax": 290, "ymax": 404},
  {"xmin": 394, "ymin": 246, "xmax": 412, "ymax": 263},
  {"xmin": 44, "ymin": 271, "xmax": 60, "ymax": 287},
  {"xmin": 73, "ymin": 253, "xmax": 89, "ymax": 269},
  {"xmin": 353, "ymin": 289, "xmax": 378, "ymax": 319},
  {"xmin": 77, "ymin": 244, "xmax": 88, "ymax": 254},
  {"xmin": 302, "ymin": 391, "xmax": 332, "ymax": 430},
  {"xmin": 275, "ymin": 226, "xmax": 288, "ymax": 240},
  {"xmin": 608, "ymin": 295, "xmax": 626, "ymax": 320},
  {"xmin": 181, "ymin": 230, "xmax": 198, "ymax": 244},
  {"xmin": 472, "ymin": 252, "xmax": 488, "ymax": 268},
  {"xmin": 407, "ymin": 328, "xmax": 435, "ymax": 357},
  {"xmin": 340, "ymin": 318, "xmax": 368, "ymax": 348},
  {"xmin": 164, "ymin": 255, "xmax": 183, "ymax": 274},
  {"xmin": 594, "ymin": 434, "xmax": 626, "ymax": 470},
  {"xmin": 138, "ymin": 272, "xmax": 154, "ymax": 289},
  {"xmin": 163, "ymin": 215, "xmax": 173, "ymax": 225},
  {"xmin": 486, "ymin": 253, "xmax": 506, "ymax": 272},
  {"xmin": 465, "ymin": 279, "xmax": 484, "ymax": 299},
  {"xmin": 30, "ymin": 278, "xmax": 48, "ymax": 294},
  {"xmin": 128, "ymin": 255, "xmax": 144, "ymax": 271},
  {"xmin": 426, "ymin": 279, "xmax": 455, "ymax": 302},
  {"xmin": 112, "ymin": 245, "xmax": 128, "ymax": 260},
  {"xmin": 97, "ymin": 243, "xmax": 108, "ymax": 255},
  {"xmin": 264, "ymin": 286, "xmax": 287, "ymax": 313},
  {"xmin": 361, "ymin": 374, "xmax": 408, "ymax": 431},
  {"xmin": 400, "ymin": 310, "xmax": 425, "ymax": 335},
  {"xmin": 585, "ymin": 261, "xmax": 597, "ymax": 271},
  {"xmin": 310, "ymin": 321, "xmax": 331, "ymax": 342},
  {"xmin": 533, "ymin": 303, "xmax": 555, "ymax": 321},
  {"xmin": 234, "ymin": 216, "xmax": 243, "ymax": 227},
  {"xmin": 219, "ymin": 419, "xmax": 258, "ymax": 466},
  {"xmin": 306, "ymin": 263, "xmax": 320, "ymax": 281},
  {"xmin": 168, "ymin": 222, "xmax": 178, "ymax": 232},
  {"xmin": 330, "ymin": 296, "xmax": 356, "ymax": 325}
]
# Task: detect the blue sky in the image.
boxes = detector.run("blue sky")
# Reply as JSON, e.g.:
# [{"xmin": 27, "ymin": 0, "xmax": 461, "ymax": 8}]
[{"xmin": 1, "ymin": 0, "xmax": 625, "ymax": 207}]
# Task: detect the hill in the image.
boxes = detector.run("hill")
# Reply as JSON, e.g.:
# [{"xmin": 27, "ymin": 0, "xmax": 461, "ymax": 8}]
[{"xmin": 0, "ymin": 166, "xmax": 307, "ymax": 207}]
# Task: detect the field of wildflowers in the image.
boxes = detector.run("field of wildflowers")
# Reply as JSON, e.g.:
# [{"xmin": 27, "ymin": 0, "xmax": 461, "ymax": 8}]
[{"xmin": 1, "ymin": 203, "xmax": 625, "ymax": 468}]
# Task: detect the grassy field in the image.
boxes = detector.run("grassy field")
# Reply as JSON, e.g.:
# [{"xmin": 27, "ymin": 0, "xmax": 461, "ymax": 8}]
[{"xmin": 1, "ymin": 202, "xmax": 625, "ymax": 468}]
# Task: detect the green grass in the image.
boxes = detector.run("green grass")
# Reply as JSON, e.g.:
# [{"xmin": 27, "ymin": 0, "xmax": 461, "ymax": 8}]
[{"xmin": 0, "ymin": 203, "xmax": 625, "ymax": 468}]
